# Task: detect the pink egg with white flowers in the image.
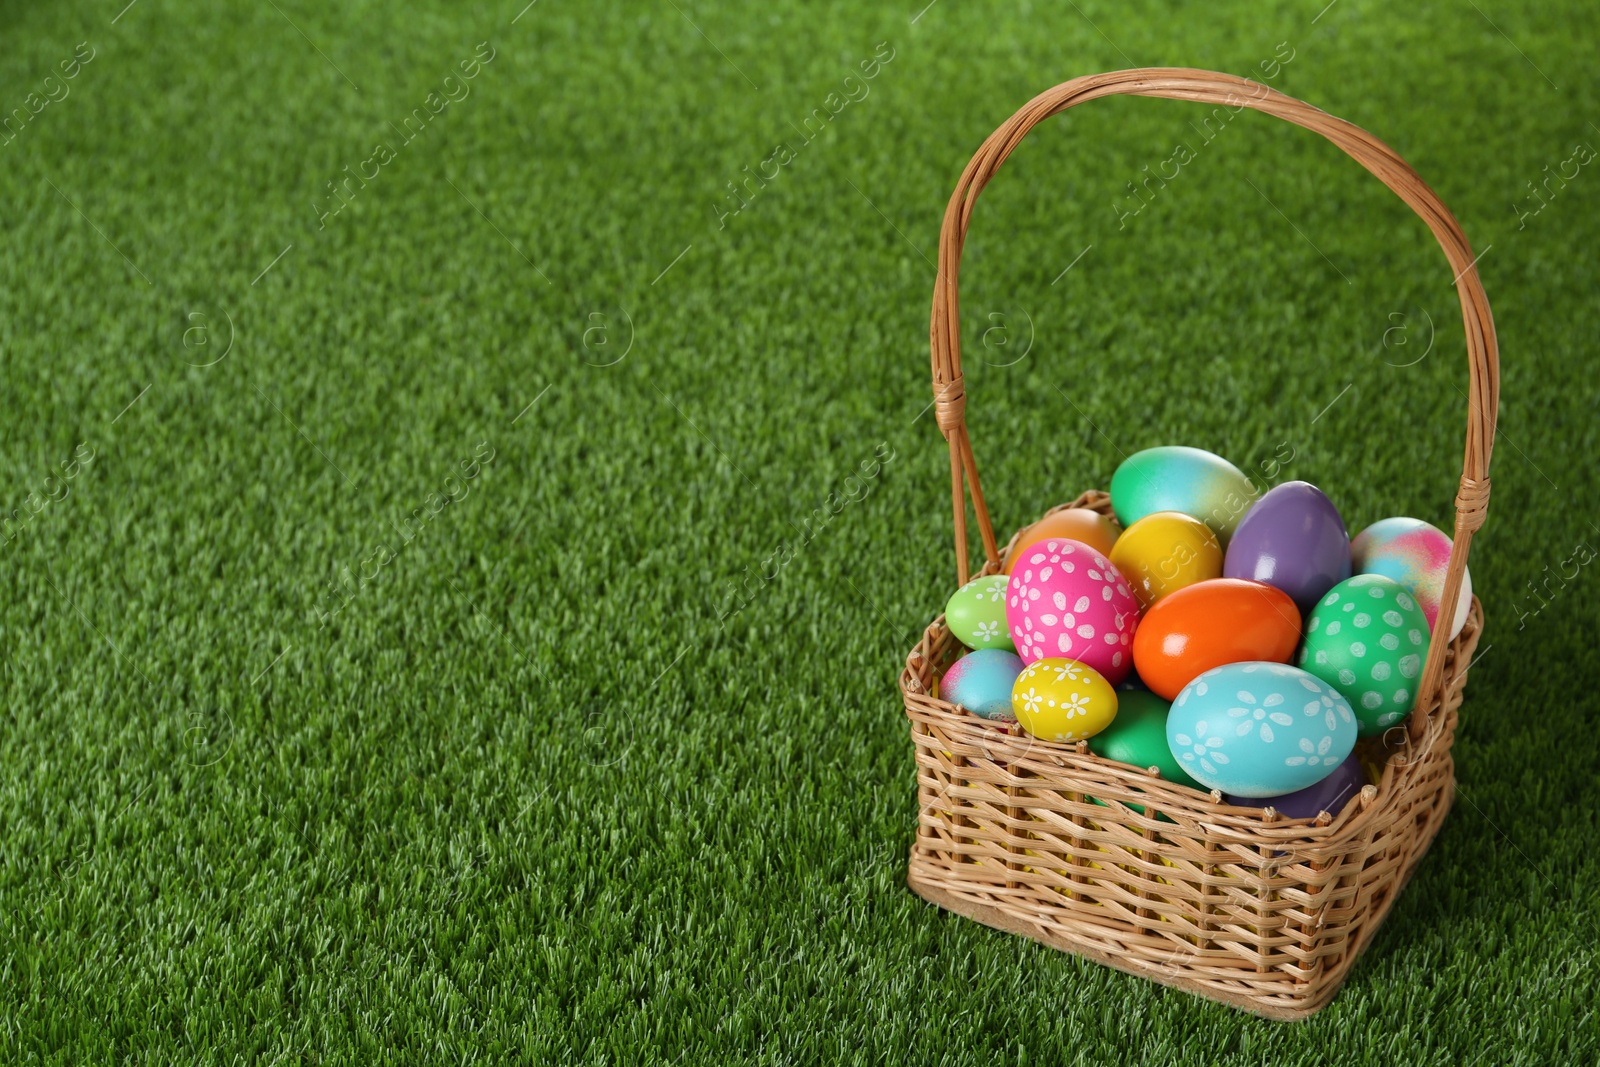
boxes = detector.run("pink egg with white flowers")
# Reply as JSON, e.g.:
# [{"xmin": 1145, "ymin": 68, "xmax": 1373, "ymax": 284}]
[{"xmin": 1005, "ymin": 538, "xmax": 1140, "ymax": 683}]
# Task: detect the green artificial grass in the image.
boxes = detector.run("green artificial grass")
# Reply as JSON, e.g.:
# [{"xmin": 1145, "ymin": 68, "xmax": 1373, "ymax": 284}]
[{"xmin": 3, "ymin": 0, "xmax": 1599, "ymax": 1062}]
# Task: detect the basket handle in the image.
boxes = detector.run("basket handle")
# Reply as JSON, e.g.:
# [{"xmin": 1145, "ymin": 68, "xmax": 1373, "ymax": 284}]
[{"xmin": 930, "ymin": 68, "xmax": 1498, "ymax": 720}]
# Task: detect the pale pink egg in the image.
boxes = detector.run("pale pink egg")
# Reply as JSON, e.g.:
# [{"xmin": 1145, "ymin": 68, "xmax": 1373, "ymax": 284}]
[{"xmin": 1004, "ymin": 537, "xmax": 1141, "ymax": 683}]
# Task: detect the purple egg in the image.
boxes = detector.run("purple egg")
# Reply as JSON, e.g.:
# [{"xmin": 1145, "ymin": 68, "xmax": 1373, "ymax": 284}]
[
  {"xmin": 1223, "ymin": 481, "xmax": 1351, "ymax": 614},
  {"xmin": 1225, "ymin": 753, "xmax": 1367, "ymax": 820}
]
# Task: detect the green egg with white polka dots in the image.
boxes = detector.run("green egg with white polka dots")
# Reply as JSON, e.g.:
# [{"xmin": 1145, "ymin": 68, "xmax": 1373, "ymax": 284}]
[
  {"xmin": 944, "ymin": 574, "xmax": 1015, "ymax": 652},
  {"xmin": 1297, "ymin": 574, "xmax": 1430, "ymax": 737}
]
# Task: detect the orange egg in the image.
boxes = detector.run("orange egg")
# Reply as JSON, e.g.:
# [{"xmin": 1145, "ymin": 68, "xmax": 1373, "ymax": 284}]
[
  {"xmin": 1004, "ymin": 508, "xmax": 1121, "ymax": 572},
  {"xmin": 1131, "ymin": 578, "xmax": 1302, "ymax": 701},
  {"xmin": 1108, "ymin": 511, "xmax": 1222, "ymax": 609}
]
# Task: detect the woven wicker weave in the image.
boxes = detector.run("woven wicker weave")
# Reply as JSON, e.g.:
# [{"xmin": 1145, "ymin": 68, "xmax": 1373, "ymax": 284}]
[{"xmin": 901, "ymin": 69, "xmax": 1497, "ymax": 1020}]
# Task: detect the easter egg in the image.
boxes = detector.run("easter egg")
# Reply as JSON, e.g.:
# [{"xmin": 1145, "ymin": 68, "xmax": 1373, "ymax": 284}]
[
  {"xmin": 1005, "ymin": 508, "xmax": 1121, "ymax": 571},
  {"xmin": 1298, "ymin": 575, "xmax": 1430, "ymax": 737},
  {"xmin": 1223, "ymin": 481, "xmax": 1352, "ymax": 615},
  {"xmin": 1225, "ymin": 753, "xmax": 1366, "ymax": 820},
  {"xmin": 944, "ymin": 574, "xmax": 1014, "ymax": 651},
  {"xmin": 1090, "ymin": 690, "xmax": 1204, "ymax": 789},
  {"xmin": 1005, "ymin": 538, "xmax": 1140, "ymax": 683},
  {"xmin": 1011, "ymin": 658, "xmax": 1118, "ymax": 742},
  {"xmin": 1109, "ymin": 511, "xmax": 1223, "ymax": 609},
  {"xmin": 1352, "ymin": 517, "xmax": 1472, "ymax": 641},
  {"xmin": 1131, "ymin": 578, "xmax": 1301, "ymax": 701},
  {"xmin": 1167, "ymin": 661, "xmax": 1358, "ymax": 797},
  {"xmin": 1109, "ymin": 446, "xmax": 1258, "ymax": 546},
  {"xmin": 941, "ymin": 648, "xmax": 1024, "ymax": 721}
]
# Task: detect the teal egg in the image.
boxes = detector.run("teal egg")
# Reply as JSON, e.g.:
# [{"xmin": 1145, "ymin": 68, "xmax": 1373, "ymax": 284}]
[
  {"xmin": 940, "ymin": 649, "xmax": 1024, "ymax": 721},
  {"xmin": 1109, "ymin": 446, "xmax": 1258, "ymax": 546},
  {"xmin": 944, "ymin": 574, "xmax": 1013, "ymax": 651},
  {"xmin": 1167, "ymin": 661, "xmax": 1358, "ymax": 797}
]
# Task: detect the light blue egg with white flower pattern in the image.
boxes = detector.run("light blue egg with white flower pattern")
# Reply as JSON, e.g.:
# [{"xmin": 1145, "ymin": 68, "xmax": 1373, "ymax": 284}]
[{"xmin": 1166, "ymin": 661, "xmax": 1357, "ymax": 798}]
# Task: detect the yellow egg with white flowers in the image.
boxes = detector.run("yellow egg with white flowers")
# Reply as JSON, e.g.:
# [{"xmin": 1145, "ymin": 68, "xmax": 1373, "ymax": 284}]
[{"xmin": 1010, "ymin": 658, "xmax": 1118, "ymax": 742}]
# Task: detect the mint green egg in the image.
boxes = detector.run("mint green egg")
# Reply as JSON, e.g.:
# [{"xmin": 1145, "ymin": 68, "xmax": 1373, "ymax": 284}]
[
  {"xmin": 944, "ymin": 574, "xmax": 1014, "ymax": 651},
  {"xmin": 1109, "ymin": 446, "xmax": 1258, "ymax": 546}
]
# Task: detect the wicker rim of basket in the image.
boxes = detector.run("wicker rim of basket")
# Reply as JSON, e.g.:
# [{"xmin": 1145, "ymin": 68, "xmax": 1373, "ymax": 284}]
[{"xmin": 927, "ymin": 68, "xmax": 1499, "ymax": 740}]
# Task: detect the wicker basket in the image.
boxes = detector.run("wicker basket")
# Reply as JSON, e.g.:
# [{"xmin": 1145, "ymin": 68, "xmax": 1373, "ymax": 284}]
[{"xmin": 900, "ymin": 69, "xmax": 1498, "ymax": 1021}]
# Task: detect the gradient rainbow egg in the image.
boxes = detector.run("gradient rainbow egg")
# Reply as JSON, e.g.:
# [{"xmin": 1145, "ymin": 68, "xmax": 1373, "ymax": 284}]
[{"xmin": 1351, "ymin": 517, "xmax": 1471, "ymax": 640}]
